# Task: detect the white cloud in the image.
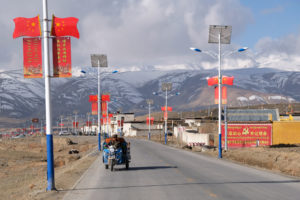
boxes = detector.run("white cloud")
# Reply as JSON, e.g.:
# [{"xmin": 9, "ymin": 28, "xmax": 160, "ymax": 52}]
[{"xmin": 0, "ymin": 0, "xmax": 252, "ymax": 70}]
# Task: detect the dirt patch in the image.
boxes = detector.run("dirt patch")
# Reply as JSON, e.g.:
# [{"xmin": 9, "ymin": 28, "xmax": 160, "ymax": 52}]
[{"xmin": 0, "ymin": 136, "xmax": 98, "ymax": 200}]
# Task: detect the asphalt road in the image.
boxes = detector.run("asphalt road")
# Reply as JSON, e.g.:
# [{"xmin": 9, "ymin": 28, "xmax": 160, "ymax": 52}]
[{"xmin": 63, "ymin": 139, "xmax": 300, "ymax": 200}]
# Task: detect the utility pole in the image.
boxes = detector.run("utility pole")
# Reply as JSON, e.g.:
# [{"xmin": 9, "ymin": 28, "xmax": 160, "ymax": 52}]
[
  {"xmin": 162, "ymin": 83, "xmax": 172, "ymax": 145},
  {"xmin": 146, "ymin": 99, "xmax": 153, "ymax": 140},
  {"xmin": 43, "ymin": 0, "xmax": 55, "ymax": 190}
]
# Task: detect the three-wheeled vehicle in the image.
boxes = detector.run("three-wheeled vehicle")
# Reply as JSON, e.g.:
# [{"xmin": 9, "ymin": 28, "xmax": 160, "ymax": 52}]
[{"xmin": 102, "ymin": 135, "xmax": 131, "ymax": 171}]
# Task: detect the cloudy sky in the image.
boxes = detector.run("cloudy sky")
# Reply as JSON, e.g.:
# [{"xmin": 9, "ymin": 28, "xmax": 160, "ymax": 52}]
[{"xmin": 1, "ymin": 0, "xmax": 300, "ymax": 71}]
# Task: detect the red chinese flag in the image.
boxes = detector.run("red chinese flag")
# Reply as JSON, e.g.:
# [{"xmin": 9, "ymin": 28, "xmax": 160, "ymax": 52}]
[
  {"xmin": 53, "ymin": 37, "xmax": 72, "ymax": 77},
  {"xmin": 13, "ymin": 16, "xmax": 41, "ymax": 39},
  {"xmin": 51, "ymin": 15, "xmax": 79, "ymax": 39},
  {"xmin": 91, "ymin": 102, "xmax": 98, "ymax": 115},
  {"xmin": 89, "ymin": 95, "xmax": 98, "ymax": 102},
  {"xmin": 161, "ymin": 106, "xmax": 172, "ymax": 112},
  {"xmin": 215, "ymin": 86, "xmax": 227, "ymax": 104},
  {"xmin": 101, "ymin": 94, "xmax": 110, "ymax": 102},
  {"xmin": 207, "ymin": 76, "xmax": 219, "ymax": 86},
  {"xmin": 109, "ymin": 113, "xmax": 113, "ymax": 118},
  {"xmin": 59, "ymin": 123, "xmax": 64, "ymax": 126},
  {"xmin": 222, "ymin": 76, "xmax": 234, "ymax": 85},
  {"xmin": 23, "ymin": 38, "xmax": 42, "ymax": 78},
  {"xmin": 102, "ymin": 114, "xmax": 107, "ymax": 118}
]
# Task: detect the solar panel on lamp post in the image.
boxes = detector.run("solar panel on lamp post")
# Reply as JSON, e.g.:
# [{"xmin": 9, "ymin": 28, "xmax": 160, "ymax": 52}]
[
  {"xmin": 146, "ymin": 99, "xmax": 154, "ymax": 140},
  {"xmin": 162, "ymin": 83, "xmax": 172, "ymax": 145},
  {"xmin": 91, "ymin": 54, "xmax": 108, "ymax": 151}
]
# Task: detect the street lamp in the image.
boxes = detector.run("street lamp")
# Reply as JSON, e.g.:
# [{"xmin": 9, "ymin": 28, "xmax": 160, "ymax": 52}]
[
  {"xmin": 190, "ymin": 25, "xmax": 247, "ymax": 158},
  {"xmin": 146, "ymin": 99, "xmax": 153, "ymax": 140},
  {"xmin": 162, "ymin": 82, "xmax": 172, "ymax": 145},
  {"xmin": 91, "ymin": 54, "xmax": 108, "ymax": 151}
]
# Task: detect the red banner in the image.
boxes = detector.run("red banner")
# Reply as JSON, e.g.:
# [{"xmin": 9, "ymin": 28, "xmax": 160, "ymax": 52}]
[
  {"xmin": 146, "ymin": 117, "xmax": 154, "ymax": 125},
  {"xmin": 101, "ymin": 94, "xmax": 110, "ymax": 102},
  {"xmin": 91, "ymin": 102, "xmax": 97, "ymax": 115},
  {"xmin": 221, "ymin": 124, "xmax": 272, "ymax": 148},
  {"xmin": 23, "ymin": 38, "xmax": 42, "ymax": 78},
  {"xmin": 86, "ymin": 121, "xmax": 92, "ymax": 126},
  {"xmin": 72, "ymin": 122, "xmax": 79, "ymax": 128},
  {"xmin": 101, "ymin": 101, "xmax": 107, "ymax": 116},
  {"xmin": 214, "ymin": 86, "xmax": 227, "ymax": 104},
  {"xmin": 53, "ymin": 37, "xmax": 72, "ymax": 77}
]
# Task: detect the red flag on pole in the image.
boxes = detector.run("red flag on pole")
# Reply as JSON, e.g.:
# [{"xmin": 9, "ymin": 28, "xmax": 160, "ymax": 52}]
[
  {"xmin": 161, "ymin": 106, "xmax": 172, "ymax": 112},
  {"xmin": 23, "ymin": 38, "xmax": 42, "ymax": 78},
  {"xmin": 101, "ymin": 94, "xmax": 110, "ymax": 102},
  {"xmin": 207, "ymin": 76, "xmax": 219, "ymax": 86},
  {"xmin": 13, "ymin": 16, "xmax": 41, "ymax": 39},
  {"xmin": 222, "ymin": 76, "xmax": 234, "ymax": 85},
  {"xmin": 214, "ymin": 86, "xmax": 227, "ymax": 104},
  {"xmin": 51, "ymin": 15, "xmax": 80, "ymax": 38},
  {"xmin": 89, "ymin": 95, "xmax": 98, "ymax": 102},
  {"xmin": 53, "ymin": 37, "xmax": 72, "ymax": 77}
]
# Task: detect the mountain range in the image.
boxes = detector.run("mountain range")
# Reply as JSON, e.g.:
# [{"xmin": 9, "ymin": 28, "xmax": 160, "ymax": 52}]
[{"xmin": 0, "ymin": 66, "xmax": 299, "ymax": 125}]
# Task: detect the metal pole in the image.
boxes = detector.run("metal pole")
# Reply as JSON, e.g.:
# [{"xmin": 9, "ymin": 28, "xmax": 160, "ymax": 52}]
[
  {"xmin": 218, "ymin": 32, "xmax": 222, "ymax": 158},
  {"xmin": 87, "ymin": 113, "xmax": 90, "ymax": 135},
  {"xmin": 97, "ymin": 60, "xmax": 101, "ymax": 151},
  {"xmin": 165, "ymin": 90, "xmax": 168, "ymax": 144},
  {"xmin": 60, "ymin": 116, "xmax": 63, "ymax": 133},
  {"xmin": 148, "ymin": 103, "xmax": 151, "ymax": 140},
  {"xmin": 224, "ymin": 105, "xmax": 228, "ymax": 151},
  {"xmin": 106, "ymin": 102, "xmax": 109, "ymax": 138},
  {"xmin": 43, "ymin": 0, "xmax": 55, "ymax": 190}
]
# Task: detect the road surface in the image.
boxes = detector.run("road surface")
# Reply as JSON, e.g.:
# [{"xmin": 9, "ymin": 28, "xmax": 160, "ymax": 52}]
[{"xmin": 63, "ymin": 139, "xmax": 300, "ymax": 200}]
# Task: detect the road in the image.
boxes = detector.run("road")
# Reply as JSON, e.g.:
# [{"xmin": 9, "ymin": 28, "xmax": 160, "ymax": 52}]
[{"xmin": 63, "ymin": 139, "xmax": 300, "ymax": 200}]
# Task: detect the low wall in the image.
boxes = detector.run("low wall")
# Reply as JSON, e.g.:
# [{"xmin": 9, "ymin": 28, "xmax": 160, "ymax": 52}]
[{"xmin": 273, "ymin": 121, "xmax": 300, "ymax": 144}]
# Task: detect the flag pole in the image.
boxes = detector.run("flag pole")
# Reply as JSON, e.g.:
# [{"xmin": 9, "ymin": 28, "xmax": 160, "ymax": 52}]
[{"xmin": 43, "ymin": 0, "xmax": 55, "ymax": 190}]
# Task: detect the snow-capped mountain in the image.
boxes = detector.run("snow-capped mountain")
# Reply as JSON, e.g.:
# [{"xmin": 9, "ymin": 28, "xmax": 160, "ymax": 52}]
[{"xmin": 0, "ymin": 66, "xmax": 299, "ymax": 122}]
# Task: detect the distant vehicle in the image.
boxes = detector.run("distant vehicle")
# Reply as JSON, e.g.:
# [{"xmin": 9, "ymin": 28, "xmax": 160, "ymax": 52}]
[
  {"xmin": 167, "ymin": 132, "xmax": 173, "ymax": 136},
  {"xmin": 59, "ymin": 131, "xmax": 70, "ymax": 136},
  {"xmin": 12, "ymin": 134, "xmax": 25, "ymax": 139}
]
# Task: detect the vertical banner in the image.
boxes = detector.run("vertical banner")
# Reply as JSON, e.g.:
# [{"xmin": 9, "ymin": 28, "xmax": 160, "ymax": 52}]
[
  {"xmin": 214, "ymin": 86, "xmax": 227, "ymax": 104},
  {"xmin": 91, "ymin": 102, "xmax": 97, "ymax": 115},
  {"xmin": 101, "ymin": 101, "xmax": 107, "ymax": 117},
  {"xmin": 23, "ymin": 38, "xmax": 42, "ymax": 78},
  {"xmin": 53, "ymin": 37, "xmax": 72, "ymax": 77}
]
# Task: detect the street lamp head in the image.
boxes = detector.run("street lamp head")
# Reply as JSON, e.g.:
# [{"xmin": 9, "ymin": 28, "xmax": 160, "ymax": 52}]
[
  {"xmin": 238, "ymin": 47, "xmax": 248, "ymax": 52},
  {"xmin": 190, "ymin": 47, "xmax": 202, "ymax": 52}
]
